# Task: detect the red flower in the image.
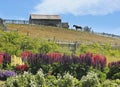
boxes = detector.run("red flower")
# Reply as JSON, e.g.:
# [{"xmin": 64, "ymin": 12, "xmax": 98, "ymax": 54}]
[
  {"xmin": 108, "ymin": 61, "xmax": 120, "ymax": 68},
  {"xmin": 48, "ymin": 52, "xmax": 62, "ymax": 63},
  {"xmin": 0, "ymin": 53, "xmax": 4, "ymax": 64},
  {"xmin": 0, "ymin": 55, "xmax": 3, "ymax": 64},
  {"xmin": 16, "ymin": 64, "xmax": 28, "ymax": 71},
  {"xmin": 92, "ymin": 54, "xmax": 106, "ymax": 69},
  {"xmin": 20, "ymin": 51, "xmax": 33, "ymax": 58}
]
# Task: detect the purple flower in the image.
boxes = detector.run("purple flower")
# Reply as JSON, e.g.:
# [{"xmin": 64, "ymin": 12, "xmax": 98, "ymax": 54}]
[
  {"xmin": 4, "ymin": 71, "xmax": 16, "ymax": 77},
  {"xmin": 3, "ymin": 53, "xmax": 11, "ymax": 64},
  {"xmin": 0, "ymin": 70, "xmax": 16, "ymax": 80},
  {"xmin": 0, "ymin": 71, "xmax": 4, "ymax": 78}
]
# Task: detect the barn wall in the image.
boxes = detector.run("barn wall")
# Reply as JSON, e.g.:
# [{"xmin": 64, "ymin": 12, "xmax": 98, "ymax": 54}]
[{"xmin": 29, "ymin": 19, "xmax": 61, "ymax": 27}]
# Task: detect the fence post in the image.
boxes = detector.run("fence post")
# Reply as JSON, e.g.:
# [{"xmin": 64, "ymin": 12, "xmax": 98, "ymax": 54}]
[
  {"xmin": 27, "ymin": 31, "xmax": 30, "ymax": 36},
  {"xmin": 72, "ymin": 41, "xmax": 78, "ymax": 54}
]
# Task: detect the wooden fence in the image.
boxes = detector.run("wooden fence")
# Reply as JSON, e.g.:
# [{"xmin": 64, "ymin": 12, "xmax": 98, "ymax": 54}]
[
  {"xmin": 54, "ymin": 39, "xmax": 120, "ymax": 54},
  {"xmin": 3, "ymin": 19, "xmax": 29, "ymax": 24}
]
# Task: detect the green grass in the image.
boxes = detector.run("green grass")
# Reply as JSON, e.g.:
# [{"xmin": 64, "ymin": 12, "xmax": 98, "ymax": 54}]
[{"xmin": 6, "ymin": 24, "xmax": 120, "ymax": 45}]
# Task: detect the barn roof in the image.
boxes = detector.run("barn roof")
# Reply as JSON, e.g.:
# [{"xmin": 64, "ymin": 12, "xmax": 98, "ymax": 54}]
[{"xmin": 30, "ymin": 14, "xmax": 61, "ymax": 20}]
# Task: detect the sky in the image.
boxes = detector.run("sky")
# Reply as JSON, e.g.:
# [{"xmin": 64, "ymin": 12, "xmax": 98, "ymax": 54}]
[{"xmin": 0, "ymin": 0, "xmax": 120, "ymax": 35}]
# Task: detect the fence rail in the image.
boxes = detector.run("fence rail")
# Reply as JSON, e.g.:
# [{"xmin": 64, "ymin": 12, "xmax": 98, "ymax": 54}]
[
  {"xmin": 3, "ymin": 19, "xmax": 29, "ymax": 24},
  {"xmin": 94, "ymin": 32, "xmax": 120, "ymax": 38},
  {"xmin": 54, "ymin": 40, "xmax": 120, "ymax": 53}
]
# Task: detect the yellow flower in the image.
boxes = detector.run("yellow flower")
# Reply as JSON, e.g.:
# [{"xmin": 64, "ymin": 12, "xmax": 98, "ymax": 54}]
[{"xmin": 11, "ymin": 55, "xmax": 24, "ymax": 66}]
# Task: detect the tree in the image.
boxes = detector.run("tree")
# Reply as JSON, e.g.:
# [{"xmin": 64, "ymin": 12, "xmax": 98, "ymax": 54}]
[{"xmin": 83, "ymin": 26, "xmax": 91, "ymax": 32}]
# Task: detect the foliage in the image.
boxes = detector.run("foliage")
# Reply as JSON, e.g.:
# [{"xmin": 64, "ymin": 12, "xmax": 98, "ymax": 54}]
[
  {"xmin": 4, "ymin": 68, "xmax": 120, "ymax": 87},
  {"xmin": 107, "ymin": 60, "xmax": 120, "ymax": 79},
  {"xmin": 46, "ymin": 75, "xmax": 57, "ymax": 87},
  {"xmin": 6, "ymin": 72, "xmax": 36, "ymax": 87},
  {"xmin": 6, "ymin": 69, "xmax": 81, "ymax": 87},
  {"xmin": 76, "ymin": 43, "xmax": 120, "ymax": 59},
  {"xmin": 83, "ymin": 26, "xmax": 91, "ymax": 32},
  {"xmin": 102, "ymin": 80, "xmax": 119, "ymax": 87},
  {"xmin": 6, "ymin": 69, "xmax": 46, "ymax": 87},
  {"xmin": 89, "ymin": 68, "xmax": 108, "ymax": 83},
  {"xmin": 112, "ymin": 72, "xmax": 120, "ymax": 79},
  {"xmin": 81, "ymin": 71, "xmax": 100, "ymax": 87},
  {"xmin": 57, "ymin": 73, "xmax": 80, "ymax": 87},
  {"xmin": 0, "ymin": 32, "xmax": 40, "ymax": 55},
  {"xmin": 35, "ymin": 69, "xmax": 46, "ymax": 87},
  {"xmin": 39, "ymin": 41, "xmax": 59, "ymax": 54}
]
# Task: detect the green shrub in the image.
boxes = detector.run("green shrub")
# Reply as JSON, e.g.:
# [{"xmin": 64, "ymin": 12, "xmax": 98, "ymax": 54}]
[
  {"xmin": 39, "ymin": 42, "xmax": 59, "ymax": 54},
  {"xmin": 89, "ymin": 68, "xmax": 107, "ymax": 83},
  {"xmin": 35, "ymin": 69, "xmax": 46, "ymax": 87},
  {"xmin": 102, "ymin": 80, "xmax": 118, "ymax": 87},
  {"xmin": 0, "ymin": 32, "xmax": 40, "ymax": 55},
  {"xmin": 114, "ymin": 79, "xmax": 120, "ymax": 85},
  {"xmin": 107, "ymin": 66, "xmax": 120, "ymax": 79},
  {"xmin": 57, "ymin": 73, "xmax": 80, "ymax": 87},
  {"xmin": 46, "ymin": 75, "xmax": 57, "ymax": 87},
  {"xmin": 112, "ymin": 72, "xmax": 120, "ymax": 79},
  {"xmin": 6, "ymin": 72, "xmax": 37, "ymax": 87},
  {"xmin": 81, "ymin": 71, "xmax": 100, "ymax": 87}
]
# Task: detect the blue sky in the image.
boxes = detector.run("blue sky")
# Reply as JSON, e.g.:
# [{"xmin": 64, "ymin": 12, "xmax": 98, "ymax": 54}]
[{"xmin": 0, "ymin": 0, "xmax": 120, "ymax": 35}]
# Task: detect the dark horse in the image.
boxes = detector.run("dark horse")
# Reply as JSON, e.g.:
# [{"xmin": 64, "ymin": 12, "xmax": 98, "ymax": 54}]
[{"xmin": 73, "ymin": 25, "xmax": 82, "ymax": 31}]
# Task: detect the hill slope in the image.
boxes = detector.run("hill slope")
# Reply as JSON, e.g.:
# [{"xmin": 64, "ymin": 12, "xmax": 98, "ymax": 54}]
[{"xmin": 6, "ymin": 24, "xmax": 120, "ymax": 45}]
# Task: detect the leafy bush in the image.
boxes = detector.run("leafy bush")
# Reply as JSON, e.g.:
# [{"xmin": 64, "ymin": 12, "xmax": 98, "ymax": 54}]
[
  {"xmin": 39, "ymin": 42, "xmax": 59, "ymax": 54},
  {"xmin": 6, "ymin": 69, "xmax": 54, "ymax": 87},
  {"xmin": 6, "ymin": 72, "xmax": 36, "ymax": 87},
  {"xmin": 57, "ymin": 73, "xmax": 80, "ymax": 87},
  {"xmin": 89, "ymin": 68, "xmax": 107, "ymax": 83},
  {"xmin": 81, "ymin": 71, "xmax": 100, "ymax": 87},
  {"xmin": 46, "ymin": 75, "xmax": 57, "ymax": 87},
  {"xmin": 102, "ymin": 80, "xmax": 118, "ymax": 87},
  {"xmin": 112, "ymin": 72, "xmax": 120, "ymax": 79},
  {"xmin": 0, "ymin": 32, "xmax": 41, "ymax": 55},
  {"xmin": 35, "ymin": 69, "xmax": 46, "ymax": 87},
  {"xmin": 107, "ymin": 61, "xmax": 120, "ymax": 79}
]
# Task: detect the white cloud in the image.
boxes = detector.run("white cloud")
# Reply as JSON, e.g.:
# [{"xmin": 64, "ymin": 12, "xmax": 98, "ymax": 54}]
[{"xmin": 33, "ymin": 0, "xmax": 120, "ymax": 15}]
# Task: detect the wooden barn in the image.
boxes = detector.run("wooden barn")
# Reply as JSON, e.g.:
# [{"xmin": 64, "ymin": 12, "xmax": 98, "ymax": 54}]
[{"xmin": 29, "ymin": 14, "xmax": 62, "ymax": 27}]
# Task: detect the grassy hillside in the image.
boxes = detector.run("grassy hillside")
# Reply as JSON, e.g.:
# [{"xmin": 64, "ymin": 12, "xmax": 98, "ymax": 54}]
[{"xmin": 6, "ymin": 24, "xmax": 120, "ymax": 45}]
